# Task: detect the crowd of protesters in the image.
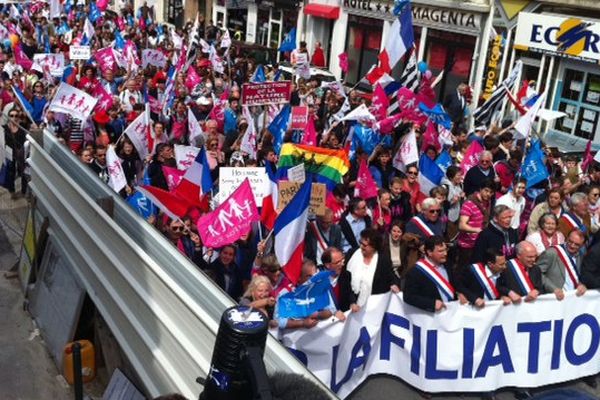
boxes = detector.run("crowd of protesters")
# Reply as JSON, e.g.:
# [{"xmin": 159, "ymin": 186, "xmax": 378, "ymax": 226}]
[{"xmin": 3, "ymin": 1, "xmax": 600, "ymax": 398}]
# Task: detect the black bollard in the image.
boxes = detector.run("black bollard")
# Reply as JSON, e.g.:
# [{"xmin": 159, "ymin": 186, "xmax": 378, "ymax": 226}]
[{"xmin": 72, "ymin": 342, "xmax": 83, "ymax": 400}]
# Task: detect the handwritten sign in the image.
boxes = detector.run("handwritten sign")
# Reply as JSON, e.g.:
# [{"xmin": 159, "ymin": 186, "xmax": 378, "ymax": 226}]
[
  {"xmin": 241, "ymin": 81, "xmax": 292, "ymax": 106},
  {"xmin": 291, "ymin": 106, "xmax": 308, "ymax": 130},
  {"xmin": 218, "ymin": 167, "xmax": 269, "ymax": 206},
  {"xmin": 278, "ymin": 182, "xmax": 326, "ymax": 216},
  {"xmin": 287, "ymin": 163, "xmax": 306, "ymax": 183},
  {"xmin": 69, "ymin": 45, "xmax": 91, "ymax": 60}
]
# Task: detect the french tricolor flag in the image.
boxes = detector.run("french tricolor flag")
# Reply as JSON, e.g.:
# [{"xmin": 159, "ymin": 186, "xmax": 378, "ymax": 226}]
[
  {"xmin": 366, "ymin": 2, "xmax": 414, "ymax": 84},
  {"xmin": 274, "ymin": 180, "xmax": 311, "ymax": 285},
  {"xmin": 260, "ymin": 162, "xmax": 279, "ymax": 230},
  {"xmin": 418, "ymin": 153, "xmax": 445, "ymax": 197},
  {"xmin": 173, "ymin": 146, "xmax": 213, "ymax": 208}
]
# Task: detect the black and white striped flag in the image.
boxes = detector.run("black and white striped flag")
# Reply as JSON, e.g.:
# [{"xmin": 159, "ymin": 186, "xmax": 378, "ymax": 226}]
[
  {"xmin": 185, "ymin": 14, "xmax": 202, "ymax": 67},
  {"xmin": 388, "ymin": 48, "xmax": 419, "ymax": 115},
  {"xmin": 473, "ymin": 60, "xmax": 522, "ymax": 126}
]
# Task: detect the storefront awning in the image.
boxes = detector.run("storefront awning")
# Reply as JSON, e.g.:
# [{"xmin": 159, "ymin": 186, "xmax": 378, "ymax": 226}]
[{"xmin": 303, "ymin": 3, "xmax": 340, "ymax": 19}]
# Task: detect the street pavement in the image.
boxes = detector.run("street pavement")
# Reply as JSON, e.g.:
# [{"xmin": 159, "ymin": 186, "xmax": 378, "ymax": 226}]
[{"xmin": 0, "ymin": 187, "xmax": 73, "ymax": 400}]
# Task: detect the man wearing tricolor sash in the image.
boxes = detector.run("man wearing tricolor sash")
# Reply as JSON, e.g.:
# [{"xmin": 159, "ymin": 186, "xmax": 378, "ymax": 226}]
[
  {"xmin": 404, "ymin": 236, "xmax": 456, "ymax": 312},
  {"xmin": 501, "ymin": 241, "xmax": 542, "ymax": 303},
  {"xmin": 558, "ymin": 192, "xmax": 591, "ymax": 246},
  {"xmin": 404, "ymin": 198, "xmax": 445, "ymax": 269},
  {"xmin": 456, "ymin": 248, "xmax": 511, "ymax": 307},
  {"xmin": 536, "ymin": 230, "xmax": 587, "ymax": 300},
  {"xmin": 305, "ymin": 210, "xmax": 343, "ymax": 264}
]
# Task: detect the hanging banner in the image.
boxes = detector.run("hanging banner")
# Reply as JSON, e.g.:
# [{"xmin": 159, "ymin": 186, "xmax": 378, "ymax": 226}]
[
  {"xmin": 278, "ymin": 292, "xmax": 600, "ymax": 398},
  {"xmin": 482, "ymin": 34, "xmax": 504, "ymax": 101}
]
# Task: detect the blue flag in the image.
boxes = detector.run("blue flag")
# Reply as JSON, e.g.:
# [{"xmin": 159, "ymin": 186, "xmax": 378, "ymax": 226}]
[
  {"xmin": 12, "ymin": 86, "xmax": 34, "ymax": 123},
  {"xmin": 114, "ymin": 30, "xmax": 125, "ymax": 50},
  {"xmin": 393, "ymin": 0, "xmax": 410, "ymax": 16},
  {"xmin": 251, "ymin": 65, "xmax": 266, "ymax": 83},
  {"xmin": 273, "ymin": 69, "xmax": 282, "ymax": 82},
  {"xmin": 89, "ymin": 1, "xmax": 102, "ymax": 23},
  {"xmin": 351, "ymin": 125, "xmax": 393, "ymax": 158},
  {"xmin": 435, "ymin": 150, "xmax": 452, "ymax": 174},
  {"xmin": 277, "ymin": 271, "xmax": 334, "ymax": 319},
  {"xmin": 57, "ymin": 21, "xmax": 70, "ymax": 35},
  {"xmin": 419, "ymin": 103, "xmax": 453, "ymax": 130},
  {"xmin": 268, "ymin": 104, "xmax": 291, "ymax": 154},
  {"xmin": 522, "ymin": 140, "xmax": 549, "ymax": 188},
  {"xmin": 278, "ymin": 28, "xmax": 297, "ymax": 52},
  {"xmin": 127, "ymin": 191, "xmax": 158, "ymax": 219}
]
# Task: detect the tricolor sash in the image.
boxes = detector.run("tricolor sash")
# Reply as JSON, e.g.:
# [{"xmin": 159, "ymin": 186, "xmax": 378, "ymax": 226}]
[
  {"xmin": 411, "ymin": 216, "xmax": 434, "ymax": 237},
  {"xmin": 553, "ymin": 245, "xmax": 579, "ymax": 288},
  {"xmin": 309, "ymin": 220, "xmax": 329, "ymax": 254},
  {"xmin": 561, "ymin": 213, "xmax": 586, "ymax": 233},
  {"xmin": 507, "ymin": 259, "xmax": 534, "ymax": 294},
  {"xmin": 415, "ymin": 259, "xmax": 455, "ymax": 301},
  {"xmin": 470, "ymin": 263, "xmax": 500, "ymax": 300}
]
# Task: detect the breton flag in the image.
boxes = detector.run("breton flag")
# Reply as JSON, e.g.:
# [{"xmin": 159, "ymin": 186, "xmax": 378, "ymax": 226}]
[
  {"xmin": 274, "ymin": 180, "xmax": 312, "ymax": 285},
  {"xmin": 399, "ymin": 47, "xmax": 419, "ymax": 92},
  {"xmin": 172, "ymin": 145, "xmax": 213, "ymax": 207},
  {"xmin": 185, "ymin": 13, "xmax": 202, "ymax": 67},
  {"xmin": 473, "ymin": 60, "xmax": 522, "ymax": 126},
  {"xmin": 365, "ymin": 3, "xmax": 414, "ymax": 84}
]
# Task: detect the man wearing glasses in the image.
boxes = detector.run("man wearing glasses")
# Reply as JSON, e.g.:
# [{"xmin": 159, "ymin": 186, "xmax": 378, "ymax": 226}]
[
  {"xmin": 536, "ymin": 229, "xmax": 587, "ymax": 300},
  {"xmin": 463, "ymin": 150, "xmax": 496, "ymax": 196},
  {"xmin": 404, "ymin": 198, "xmax": 445, "ymax": 269}
]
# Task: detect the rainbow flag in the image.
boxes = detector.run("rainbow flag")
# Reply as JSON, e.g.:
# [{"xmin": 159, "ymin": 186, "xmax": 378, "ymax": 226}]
[{"xmin": 278, "ymin": 144, "xmax": 350, "ymax": 189}]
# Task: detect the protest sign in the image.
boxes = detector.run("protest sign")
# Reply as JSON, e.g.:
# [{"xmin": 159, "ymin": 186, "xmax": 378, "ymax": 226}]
[
  {"xmin": 278, "ymin": 182, "xmax": 326, "ymax": 216},
  {"xmin": 69, "ymin": 45, "xmax": 91, "ymax": 60},
  {"xmin": 33, "ymin": 53, "xmax": 65, "ymax": 77},
  {"xmin": 278, "ymin": 292, "xmax": 600, "ymax": 398},
  {"xmin": 291, "ymin": 106, "xmax": 308, "ymax": 130},
  {"xmin": 219, "ymin": 167, "xmax": 269, "ymax": 206},
  {"xmin": 287, "ymin": 163, "xmax": 305, "ymax": 183},
  {"xmin": 241, "ymin": 81, "xmax": 292, "ymax": 106}
]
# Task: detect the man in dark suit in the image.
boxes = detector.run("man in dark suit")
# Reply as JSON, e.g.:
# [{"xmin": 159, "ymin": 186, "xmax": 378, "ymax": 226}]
[
  {"xmin": 455, "ymin": 247, "xmax": 511, "ymax": 307},
  {"xmin": 536, "ymin": 229, "xmax": 587, "ymax": 300},
  {"xmin": 443, "ymin": 83, "xmax": 468, "ymax": 126},
  {"xmin": 404, "ymin": 235, "xmax": 456, "ymax": 312},
  {"xmin": 499, "ymin": 241, "xmax": 542, "ymax": 303},
  {"xmin": 305, "ymin": 209, "xmax": 343, "ymax": 263},
  {"xmin": 339, "ymin": 198, "xmax": 372, "ymax": 253}
]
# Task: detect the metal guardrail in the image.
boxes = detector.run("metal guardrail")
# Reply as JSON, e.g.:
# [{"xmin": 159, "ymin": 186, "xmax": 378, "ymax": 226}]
[{"xmin": 28, "ymin": 130, "xmax": 337, "ymax": 399}]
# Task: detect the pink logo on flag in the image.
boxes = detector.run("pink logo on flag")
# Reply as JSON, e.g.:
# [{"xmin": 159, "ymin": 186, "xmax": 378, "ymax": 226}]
[
  {"xmin": 355, "ymin": 159, "xmax": 378, "ymax": 199},
  {"xmin": 291, "ymin": 106, "xmax": 308, "ymax": 130},
  {"xmin": 302, "ymin": 117, "xmax": 317, "ymax": 146},
  {"xmin": 14, "ymin": 44, "xmax": 33, "ymax": 70},
  {"xmin": 162, "ymin": 165, "xmax": 185, "ymax": 191},
  {"xmin": 460, "ymin": 140, "xmax": 485, "ymax": 175},
  {"xmin": 96, "ymin": 48, "xmax": 117, "ymax": 73},
  {"xmin": 197, "ymin": 179, "xmax": 259, "ymax": 248},
  {"xmin": 338, "ymin": 53, "xmax": 349, "ymax": 74},
  {"xmin": 397, "ymin": 88, "xmax": 426, "ymax": 125},
  {"xmin": 421, "ymin": 121, "xmax": 441, "ymax": 153}
]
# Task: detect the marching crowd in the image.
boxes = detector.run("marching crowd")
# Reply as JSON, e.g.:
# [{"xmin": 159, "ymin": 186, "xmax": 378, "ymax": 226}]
[{"xmin": 3, "ymin": 0, "xmax": 600, "ymax": 398}]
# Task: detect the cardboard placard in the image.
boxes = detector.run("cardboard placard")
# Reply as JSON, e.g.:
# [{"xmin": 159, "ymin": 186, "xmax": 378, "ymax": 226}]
[
  {"xmin": 278, "ymin": 181, "xmax": 326, "ymax": 216},
  {"xmin": 291, "ymin": 106, "xmax": 308, "ymax": 130},
  {"xmin": 69, "ymin": 45, "xmax": 91, "ymax": 60}
]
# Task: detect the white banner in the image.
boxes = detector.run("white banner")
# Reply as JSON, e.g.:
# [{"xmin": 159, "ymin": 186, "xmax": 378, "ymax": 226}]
[
  {"xmin": 33, "ymin": 53, "xmax": 65, "ymax": 77},
  {"xmin": 141, "ymin": 49, "xmax": 167, "ymax": 68},
  {"xmin": 278, "ymin": 292, "xmax": 600, "ymax": 398},
  {"xmin": 174, "ymin": 144, "xmax": 200, "ymax": 171},
  {"xmin": 69, "ymin": 45, "xmax": 91, "ymax": 60},
  {"xmin": 219, "ymin": 167, "xmax": 268, "ymax": 206},
  {"xmin": 106, "ymin": 145, "xmax": 127, "ymax": 193},
  {"xmin": 48, "ymin": 82, "xmax": 97, "ymax": 122}
]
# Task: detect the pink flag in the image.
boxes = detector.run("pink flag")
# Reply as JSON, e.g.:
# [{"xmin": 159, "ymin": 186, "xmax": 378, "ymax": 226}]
[
  {"xmin": 338, "ymin": 52, "xmax": 349, "ymax": 74},
  {"xmin": 196, "ymin": 179, "xmax": 259, "ymax": 248},
  {"xmin": 354, "ymin": 159, "xmax": 379, "ymax": 200},
  {"xmin": 148, "ymin": 95, "xmax": 162, "ymax": 114},
  {"xmin": 416, "ymin": 73, "xmax": 436, "ymax": 109},
  {"xmin": 14, "ymin": 44, "xmax": 33, "ymax": 70},
  {"xmin": 116, "ymin": 17, "xmax": 126, "ymax": 31},
  {"xmin": 397, "ymin": 87, "xmax": 427, "ymax": 126},
  {"xmin": 95, "ymin": 47, "xmax": 117, "ymax": 73},
  {"xmin": 162, "ymin": 165, "xmax": 185, "ymax": 191},
  {"xmin": 208, "ymin": 91, "xmax": 229, "ymax": 132},
  {"xmin": 376, "ymin": 114, "xmax": 402, "ymax": 135},
  {"xmin": 92, "ymin": 83, "xmax": 114, "ymax": 112},
  {"xmin": 302, "ymin": 117, "xmax": 317, "ymax": 146},
  {"xmin": 97, "ymin": 0, "xmax": 109, "ymax": 11},
  {"xmin": 370, "ymin": 84, "xmax": 389, "ymax": 121},
  {"xmin": 460, "ymin": 140, "xmax": 485, "ymax": 175},
  {"xmin": 582, "ymin": 140, "xmax": 593, "ymax": 173},
  {"xmin": 185, "ymin": 66, "xmax": 202, "ymax": 91},
  {"xmin": 421, "ymin": 121, "xmax": 441, "ymax": 153}
]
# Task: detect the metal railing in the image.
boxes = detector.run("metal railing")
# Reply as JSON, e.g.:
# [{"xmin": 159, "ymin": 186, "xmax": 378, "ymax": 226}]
[{"xmin": 27, "ymin": 130, "xmax": 337, "ymax": 399}]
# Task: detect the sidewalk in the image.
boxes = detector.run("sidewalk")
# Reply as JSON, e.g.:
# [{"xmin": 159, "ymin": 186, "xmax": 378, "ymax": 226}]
[{"xmin": 0, "ymin": 187, "xmax": 73, "ymax": 400}]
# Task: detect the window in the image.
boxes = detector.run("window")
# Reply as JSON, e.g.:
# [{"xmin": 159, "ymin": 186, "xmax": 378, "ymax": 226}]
[
  {"xmin": 554, "ymin": 68, "xmax": 600, "ymax": 140},
  {"xmin": 344, "ymin": 15, "xmax": 383, "ymax": 86}
]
